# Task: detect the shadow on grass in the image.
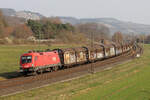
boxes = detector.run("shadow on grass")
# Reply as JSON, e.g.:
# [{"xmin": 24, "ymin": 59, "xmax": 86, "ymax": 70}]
[{"xmin": 0, "ymin": 71, "xmax": 22, "ymax": 79}]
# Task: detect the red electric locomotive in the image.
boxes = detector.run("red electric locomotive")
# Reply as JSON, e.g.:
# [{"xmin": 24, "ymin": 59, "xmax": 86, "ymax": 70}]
[{"xmin": 20, "ymin": 50, "xmax": 62, "ymax": 75}]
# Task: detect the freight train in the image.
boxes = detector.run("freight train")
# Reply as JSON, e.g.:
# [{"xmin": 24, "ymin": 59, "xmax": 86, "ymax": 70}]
[{"xmin": 20, "ymin": 43, "xmax": 133, "ymax": 75}]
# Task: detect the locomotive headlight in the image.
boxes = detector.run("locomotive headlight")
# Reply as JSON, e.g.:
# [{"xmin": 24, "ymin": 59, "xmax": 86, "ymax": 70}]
[
  {"xmin": 19, "ymin": 66, "xmax": 23, "ymax": 72},
  {"xmin": 32, "ymin": 64, "xmax": 34, "ymax": 67}
]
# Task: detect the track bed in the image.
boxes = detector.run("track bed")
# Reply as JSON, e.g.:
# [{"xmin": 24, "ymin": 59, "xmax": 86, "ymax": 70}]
[{"xmin": 0, "ymin": 47, "xmax": 141, "ymax": 97}]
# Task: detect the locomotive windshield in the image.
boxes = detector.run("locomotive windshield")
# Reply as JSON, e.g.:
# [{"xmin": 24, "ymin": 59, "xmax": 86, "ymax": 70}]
[{"xmin": 21, "ymin": 56, "xmax": 32, "ymax": 64}]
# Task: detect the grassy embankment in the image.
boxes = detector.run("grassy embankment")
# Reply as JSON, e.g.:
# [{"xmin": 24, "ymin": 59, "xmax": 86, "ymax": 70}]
[{"xmin": 1, "ymin": 44, "xmax": 150, "ymax": 100}]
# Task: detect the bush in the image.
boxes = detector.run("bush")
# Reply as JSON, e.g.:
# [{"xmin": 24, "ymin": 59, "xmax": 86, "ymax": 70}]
[{"xmin": 0, "ymin": 37, "xmax": 13, "ymax": 44}]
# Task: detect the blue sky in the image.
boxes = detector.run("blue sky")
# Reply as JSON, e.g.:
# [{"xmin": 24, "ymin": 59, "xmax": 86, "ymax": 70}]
[{"xmin": 0, "ymin": 0, "xmax": 150, "ymax": 24}]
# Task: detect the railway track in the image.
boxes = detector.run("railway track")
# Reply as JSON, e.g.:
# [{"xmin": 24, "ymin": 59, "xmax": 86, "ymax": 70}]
[{"xmin": 0, "ymin": 47, "xmax": 141, "ymax": 97}]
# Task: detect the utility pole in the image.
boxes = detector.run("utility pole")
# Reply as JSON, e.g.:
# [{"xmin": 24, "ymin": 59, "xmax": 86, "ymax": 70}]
[
  {"xmin": 142, "ymin": 35, "xmax": 144, "ymax": 48},
  {"xmin": 90, "ymin": 32, "xmax": 94, "ymax": 74},
  {"xmin": 38, "ymin": 31, "xmax": 42, "ymax": 51},
  {"xmin": 132, "ymin": 33, "xmax": 134, "ymax": 43}
]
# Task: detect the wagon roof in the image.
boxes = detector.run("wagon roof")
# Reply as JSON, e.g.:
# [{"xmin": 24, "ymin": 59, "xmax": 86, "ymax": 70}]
[
  {"xmin": 61, "ymin": 48, "xmax": 74, "ymax": 52},
  {"xmin": 100, "ymin": 44, "xmax": 114, "ymax": 48},
  {"xmin": 86, "ymin": 45, "xmax": 103, "ymax": 50},
  {"xmin": 111, "ymin": 43, "xmax": 122, "ymax": 47},
  {"xmin": 60, "ymin": 47, "xmax": 87, "ymax": 52}
]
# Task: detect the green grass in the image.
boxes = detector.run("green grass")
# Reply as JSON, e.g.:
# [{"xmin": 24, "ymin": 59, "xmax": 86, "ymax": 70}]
[{"xmin": 0, "ymin": 44, "xmax": 150, "ymax": 100}]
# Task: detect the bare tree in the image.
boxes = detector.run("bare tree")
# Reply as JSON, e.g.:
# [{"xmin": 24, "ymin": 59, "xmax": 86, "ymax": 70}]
[
  {"xmin": 11, "ymin": 24, "xmax": 33, "ymax": 39},
  {"xmin": 76, "ymin": 23, "xmax": 110, "ymax": 41},
  {"xmin": 112, "ymin": 31, "xmax": 123, "ymax": 43},
  {"xmin": 0, "ymin": 10, "xmax": 7, "ymax": 38},
  {"xmin": 41, "ymin": 17, "xmax": 62, "ymax": 24}
]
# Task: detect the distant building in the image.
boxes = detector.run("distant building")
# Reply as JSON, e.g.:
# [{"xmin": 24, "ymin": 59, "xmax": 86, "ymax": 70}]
[{"xmin": 15, "ymin": 11, "xmax": 42, "ymax": 20}]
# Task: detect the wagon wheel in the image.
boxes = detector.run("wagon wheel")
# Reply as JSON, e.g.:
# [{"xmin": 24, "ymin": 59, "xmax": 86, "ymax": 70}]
[
  {"xmin": 33, "ymin": 71, "xmax": 38, "ymax": 76},
  {"xmin": 23, "ymin": 72, "xmax": 28, "ymax": 76},
  {"xmin": 53, "ymin": 66, "xmax": 58, "ymax": 71},
  {"xmin": 47, "ymin": 67, "xmax": 52, "ymax": 72},
  {"xmin": 40, "ymin": 69, "xmax": 43, "ymax": 74}
]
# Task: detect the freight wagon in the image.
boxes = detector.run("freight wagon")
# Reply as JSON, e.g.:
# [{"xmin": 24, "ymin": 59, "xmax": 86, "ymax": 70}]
[{"xmin": 20, "ymin": 43, "xmax": 133, "ymax": 75}]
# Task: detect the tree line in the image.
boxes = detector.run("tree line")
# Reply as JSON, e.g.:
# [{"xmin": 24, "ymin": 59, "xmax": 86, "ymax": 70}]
[
  {"xmin": 0, "ymin": 9, "xmax": 112, "ymax": 44},
  {"xmin": 27, "ymin": 19, "xmax": 74, "ymax": 39},
  {"xmin": 2, "ymin": 9, "xmax": 149, "ymax": 45}
]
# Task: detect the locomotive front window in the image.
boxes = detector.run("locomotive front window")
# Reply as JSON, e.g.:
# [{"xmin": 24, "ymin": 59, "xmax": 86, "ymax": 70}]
[{"xmin": 21, "ymin": 56, "xmax": 32, "ymax": 64}]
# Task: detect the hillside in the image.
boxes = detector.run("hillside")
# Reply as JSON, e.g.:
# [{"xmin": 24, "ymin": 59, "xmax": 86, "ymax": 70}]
[
  {"xmin": 59, "ymin": 17, "xmax": 150, "ymax": 34},
  {"xmin": 0, "ymin": 8, "xmax": 16, "ymax": 16},
  {"xmin": 0, "ymin": 8, "xmax": 44, "ymax": 20},
  {"xmin": 1, "ymin": 8, "xmax": 150, "ymax": 34}
]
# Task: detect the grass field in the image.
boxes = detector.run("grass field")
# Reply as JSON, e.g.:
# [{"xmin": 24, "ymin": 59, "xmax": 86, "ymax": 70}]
[{"xmin": 0, "ymin": 44, "xmax": 150, "ymax": 100}]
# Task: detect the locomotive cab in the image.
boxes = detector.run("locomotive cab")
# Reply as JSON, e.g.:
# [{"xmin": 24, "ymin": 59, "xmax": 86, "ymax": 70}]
[
  {"xmin": 20, "ymin": 54, "xmax": 34, "ymax": 73},
  {"xmin": 21, "ymin": 56, "xmax": 32, "ymax": 65}
]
